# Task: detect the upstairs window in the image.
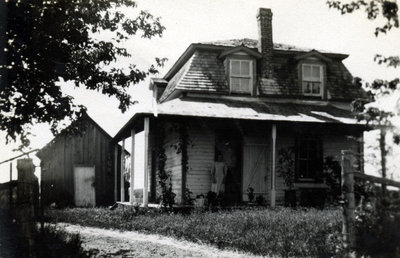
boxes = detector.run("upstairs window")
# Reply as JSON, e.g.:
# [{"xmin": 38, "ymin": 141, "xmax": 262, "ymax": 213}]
[
  {"xmin": 230, "ymin": 60, "xmax": 252, "ymax": 94},
  {"xmin": 295, "ymin": 137, "xmax": 323, "ymax": 181},
  {"xmin": 302, "ymin": 64, "xmax": 323, "ymax": 96}
]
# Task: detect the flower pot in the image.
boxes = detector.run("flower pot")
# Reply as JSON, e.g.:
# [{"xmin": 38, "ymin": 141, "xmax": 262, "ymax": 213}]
[{"xmin": 284, "ymin": 189, "xmax": 297, "ymax": 207}]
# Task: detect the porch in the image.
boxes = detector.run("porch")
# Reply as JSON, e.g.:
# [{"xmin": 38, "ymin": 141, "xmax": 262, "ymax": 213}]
[{"xmin": 112, "ymin": 112, "xmax": 364, "ymax": 207}]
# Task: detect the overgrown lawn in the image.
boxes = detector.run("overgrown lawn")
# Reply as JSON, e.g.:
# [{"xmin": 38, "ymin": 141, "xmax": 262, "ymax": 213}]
[{"xmin": 47, "ymin": 207, "xmax": 344, "ymax": 257}]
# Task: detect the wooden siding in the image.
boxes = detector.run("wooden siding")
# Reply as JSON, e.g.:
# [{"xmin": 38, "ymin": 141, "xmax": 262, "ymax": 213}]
[
  {"xmin": 150, "ymin": 117, "xmax": 363, "ymax": 206},
  {"xmin": 186, "ymin": 127, "xmax": 215, "ymax": 198},
  {"xmin": 163, "ymin": 122, "xmax": 183, "ymax": 203},
  {"xmin": 39, "ymin": 119, "xmax": 117, "ymax": 206}
]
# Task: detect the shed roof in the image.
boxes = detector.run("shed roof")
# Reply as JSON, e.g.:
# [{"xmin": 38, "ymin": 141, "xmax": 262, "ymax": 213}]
[
  {"xmin": 155, "ymin": 96, "xmax": 359, "ymax": 124},
  {"xmin": 113, "ymin": 96, "xmax": 366, "ymax": 142}
]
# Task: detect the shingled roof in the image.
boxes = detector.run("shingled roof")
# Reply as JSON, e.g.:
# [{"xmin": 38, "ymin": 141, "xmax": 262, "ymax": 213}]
[
  {"xmin": 158, "ymin": 38, "xmax": 364, "ymax": 102},
  {"xmin": 201, "ymin": 38, "xmax": 341, "ymax": 55}
]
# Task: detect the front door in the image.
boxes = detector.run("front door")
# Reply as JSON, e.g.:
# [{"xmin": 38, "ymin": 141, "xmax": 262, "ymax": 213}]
[
  {"xmin": 74, "ymin": 166, "xmax": 96, "ymax": 207},
  {"xmin": 242, "ymin": 137, "xmax": 269, "ymax": 202}
]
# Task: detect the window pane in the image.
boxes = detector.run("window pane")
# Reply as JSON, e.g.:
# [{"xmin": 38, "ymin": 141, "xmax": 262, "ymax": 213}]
[
  {"xmin": 303, "ymin": 65, "xmax": 311, "ymax": 77},
  {"xmin": 312, "ymin": 66, "xmax": 320, "ymax": 79},
  {"xmin": 241, "ymin": 61, "xmax": 250, "ymax": 76},
  {"xmin": 303, "ymin": 82, "xmax": 311, "ymax": 93},
  {"xmin": 299, "ymin": 161, "xmax": 307, "ymax": 178},
  {"xmin": 231, "ymin": 77, "xmax": 240, "ymax": 91},
  {"xmin": 240, "ymin": 78, "xmax": 250, "ymax": 92},
  {"xmin": 231, "ymin": 61, "xmax": 240, "ymax": 75},
  {"xmin": 312, "ymin": 83, "xmax": 320, "ymax": 94},
  {"xmin": 296, "ymin": 138, "xmax": 323, "ymax": 179}
]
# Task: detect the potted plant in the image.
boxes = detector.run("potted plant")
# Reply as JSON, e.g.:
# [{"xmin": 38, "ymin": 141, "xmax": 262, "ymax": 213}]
[
  {"xmin": 277, "ymin": 147, "xmax": 296, "ymax": 207},
  {"xmin": 247, "ymin": 187, "xmax": 255, "ymax": 203}
]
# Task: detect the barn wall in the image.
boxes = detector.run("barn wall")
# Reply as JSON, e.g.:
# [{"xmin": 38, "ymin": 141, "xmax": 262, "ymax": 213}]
[
  {"xmin": 186, "ymin": 125, "xmax": 215, "ymax": 198},
  {"xmin": 39, "ymin": 119, "xmax": 115, "ymax": 207}
]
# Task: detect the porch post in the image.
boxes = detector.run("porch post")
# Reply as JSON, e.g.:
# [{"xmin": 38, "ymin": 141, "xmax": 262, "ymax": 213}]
[
  {"xmin": 270, "ymin": 124, "xmax": 277, "ymax": 207},
  {"xmin": 120, "ymin": 139, "xmax": 125, "ymax": 202},
  {"xmin": 143, "ymin": 117, "xmax": 150, "ymax": 207},
  {"xmin": 114, "ymin": 145, "xmax": 118, "ymax": 202},
  {"xmin": 130, "ymin": 129, "xmax": 135, "ymax": 204}
]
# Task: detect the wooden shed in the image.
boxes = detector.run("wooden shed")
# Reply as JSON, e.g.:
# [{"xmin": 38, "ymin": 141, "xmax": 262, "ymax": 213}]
[{"xmin": 37, "ymin": 114, "xmax": 127, "ymax": 207}]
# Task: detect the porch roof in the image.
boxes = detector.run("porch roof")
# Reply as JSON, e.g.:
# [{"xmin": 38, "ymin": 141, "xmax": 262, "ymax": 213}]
[{"xmin": 113, "ymin": 96, "xmax": 366, "ymax": 142}]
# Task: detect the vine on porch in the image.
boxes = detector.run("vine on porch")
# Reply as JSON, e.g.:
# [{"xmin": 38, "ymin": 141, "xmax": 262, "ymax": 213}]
[
  {"xmin": 155, "ymin": 122, "xmax": 176, "ymax": 211},
  {"xmin": 170, "ymin": 121, "xmax": 193, "ymax": 205}
]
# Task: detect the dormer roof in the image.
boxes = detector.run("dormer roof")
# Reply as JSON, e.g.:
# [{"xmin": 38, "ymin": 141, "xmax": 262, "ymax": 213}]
[
  {"xmin": 218, "ymin": 45, "xmax": 262, "ymax": 59},
  {"xmin": 294, "ymin": 50, "xmax": 333, "ymax": 63}
]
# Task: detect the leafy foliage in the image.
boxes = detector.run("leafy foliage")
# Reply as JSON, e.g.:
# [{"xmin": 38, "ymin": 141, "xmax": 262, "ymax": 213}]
[
  {"xmin": 247, "ymin": 187, "xmax": 255, "ymax": 202},
  {"xmin": 155, "ymin": 123, "xmax": 176, "ymax": 211},
  {"xmin": 0, "ymin": 0, "xmax": 166, "ymax": 144},
  {"xmin": 327, "ymin": 0, "xmax": 399, "ymax": 36},
  {"xmin": 48, "ymin": 207, "xmax": 345, "ymax": 257},
  {"xmin": 323, "ymin": 156, "xmax": 342, "ymax": 202},
  {"xmin": 277, "ymin": 147, "xmax": 295, "ymax": 189},
  {"xmin": 354, "ymin": 182, "xmax": 400, "ymax": 256},
  {"xmin": 34, "ymin": 225, "xmax": 91, "ymax": 257},
  {"xmin": 328, "ymin": 0, "xmax": 400, "ymax": 144}
]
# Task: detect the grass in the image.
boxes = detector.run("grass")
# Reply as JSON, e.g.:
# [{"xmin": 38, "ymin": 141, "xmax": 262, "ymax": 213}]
[
  {"xmin": 47, "ymin": 207, "xmax": 344, "ymax": 257},
  {"xmin": 0, "ymin": 208, "xmax": 90, "ymax": 257}
]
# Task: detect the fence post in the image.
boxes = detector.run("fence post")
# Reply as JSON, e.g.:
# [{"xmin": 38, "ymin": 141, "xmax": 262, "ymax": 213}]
[
  {"xmin": 16, "ymin": 158, "xmax": 37, "ymax": 256},
  {"xmin": 341, "ymin": 150, "xmax": 356, "ymax": 257},
  {"xmin": 9, "ymin": 162, "xmax": 13, "ymax": 210}
]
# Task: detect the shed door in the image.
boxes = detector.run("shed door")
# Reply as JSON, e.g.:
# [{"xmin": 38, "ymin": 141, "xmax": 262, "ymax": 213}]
[
  {"xmin": 74, "ymin": 166, "xmax": 96, "ymax": 207},
  {"xmin": 242, "ymin": 144, "xmax": 269, "ymax": 201}
]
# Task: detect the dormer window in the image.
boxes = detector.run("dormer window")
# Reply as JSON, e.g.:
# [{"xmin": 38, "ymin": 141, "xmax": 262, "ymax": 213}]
[
  {"xmin": 230, "ymin": 59, "xmax": 253, "ymax": 94},
  {"xmin": 301, "ymin": 64, "xmax": 323, "ymax": 96}
]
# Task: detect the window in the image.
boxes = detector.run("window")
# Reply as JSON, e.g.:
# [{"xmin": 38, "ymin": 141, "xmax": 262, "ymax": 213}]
[
  {"xmin": 302, "ymin": 64, "xmax": 323, "ymax": 96},
  {"xmin": 230, "ymin": 60, "xmax": 252, "ymax": 94},
  {"xmin": 296, "ymin": 137, "xmax": 323, "ymax": 181}
]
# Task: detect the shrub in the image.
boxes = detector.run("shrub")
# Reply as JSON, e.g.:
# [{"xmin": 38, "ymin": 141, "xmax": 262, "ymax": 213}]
[
  {"xmin": 47, "ymin": 207, "xmax": 344, "ymax": 257},
  {"xmin": 34, "ymin": 226, "xmax": 91, "ymax": 257},
  {"xmin": 354, "ymin": 185, "xmax": 400, "ymax": 257}
]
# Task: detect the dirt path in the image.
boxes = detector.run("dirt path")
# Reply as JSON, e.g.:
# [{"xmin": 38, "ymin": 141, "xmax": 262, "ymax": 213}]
[{"xmin": 59, "ymin": 223, "xmax": 262, "ymax": 258}]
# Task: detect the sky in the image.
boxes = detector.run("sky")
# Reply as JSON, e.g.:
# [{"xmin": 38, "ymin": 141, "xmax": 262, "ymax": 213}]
[{"xmin": 1, "ymin": 0, "xmax": 399, "ymax": 185}]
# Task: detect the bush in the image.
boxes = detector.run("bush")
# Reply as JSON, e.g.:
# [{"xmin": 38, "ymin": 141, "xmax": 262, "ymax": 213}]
[
  {"xmin": 47, "ymin": 207, "xmax": 344, "ymax": 257},
  {"xmin": 0, "ymin": 207, "xmax": 89, "ymax": 258},
  {"xmin": 355, "ymin": 185, "xmax": 400, "ymax": 257},
  {"xmin": 34, "ymin": 226, "xmax": 91, "ymax": 257}
]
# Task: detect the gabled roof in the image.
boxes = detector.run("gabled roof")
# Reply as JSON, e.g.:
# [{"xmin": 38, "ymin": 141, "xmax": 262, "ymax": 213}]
[{"xmin": 37, "ymin": 114, "xmax": 129, "ymax": 159}]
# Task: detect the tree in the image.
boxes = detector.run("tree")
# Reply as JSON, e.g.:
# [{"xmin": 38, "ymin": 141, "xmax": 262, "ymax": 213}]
[
  {"xmin": 327, "ymin": 0, "xmax": 399, "ymax": 187},
  {"xmin": 0, "ymin": 0, "xmax": 166, "ymax": 146}
]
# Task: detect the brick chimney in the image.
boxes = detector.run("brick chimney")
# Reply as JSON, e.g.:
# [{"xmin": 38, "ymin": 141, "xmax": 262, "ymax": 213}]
[{"xmin": 257, "ymin": 8, "xmax": 273, "ymax": 79}]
